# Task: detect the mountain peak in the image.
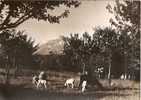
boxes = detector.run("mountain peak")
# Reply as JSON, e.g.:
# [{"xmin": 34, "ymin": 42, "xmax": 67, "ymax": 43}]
[{"xmin": 34, "ymin": 38, "xmax": 64, "ymax": 55}]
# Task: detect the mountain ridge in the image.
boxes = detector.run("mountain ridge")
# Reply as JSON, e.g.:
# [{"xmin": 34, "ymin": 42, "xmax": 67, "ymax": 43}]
[{"xmin": 34, "ymin": 38, "xmax": 64, "ymax": 55}]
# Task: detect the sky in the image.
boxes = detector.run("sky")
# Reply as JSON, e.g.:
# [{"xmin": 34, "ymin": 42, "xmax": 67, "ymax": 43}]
[{"xmin": 17, "ymin": 0, "xmax": 114, "ymax": 45}]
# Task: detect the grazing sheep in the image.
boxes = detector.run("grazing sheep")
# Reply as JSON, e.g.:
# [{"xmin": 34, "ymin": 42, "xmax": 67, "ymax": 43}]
[
  {"xmin": 32, "ymin": 75, "xmax": 47, "ymax": 89},
  {"xmin": 81, "ymin": 81, "xmax": 87, "ymax": 92},
  {"xmin": 37, "ymin": 79, "xmax": 47, "ymax": 89},
  {"xmin": 36, "ymin": 71, "xmax": 47, "ymax": 89},
  {"xmin": 64, "ymin": 78, "xmax": 75, "ymax": 88}
]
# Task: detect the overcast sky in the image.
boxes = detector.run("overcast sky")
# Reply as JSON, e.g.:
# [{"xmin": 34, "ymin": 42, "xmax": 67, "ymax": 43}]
[{"xmin": 17, "ymin": 0, "xmax": 114, "ymax": 45}]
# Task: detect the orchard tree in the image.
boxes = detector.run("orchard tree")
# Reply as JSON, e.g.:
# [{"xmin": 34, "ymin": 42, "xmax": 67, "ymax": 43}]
[
  {"xmin": 11, "ymin": 31, "xmax": 39, "ymax": 76},
  {"xmin": 63, "ymin": 32, "xmax": 96, "ymax": 72},
  {"xmin": 62, "ymin": 34, "xmax": 82, "ymax": 71},
  {"xmin": 106, "ymin": 0, "xmax": 140, "ymax": 59},
  {"xmin": 0, "ymin": 0, "xmax": 80, "ymax": 31},
  {"xmin": 106, "ymin": 0, "xmax": 140, "ymax": 79},
  {"xmin": 0, "ymin": 30, "xmax": 38, "ymax": 83},
  {"xmin": 62, "ymin": 33, "xmax": 104, "ymax": 88},
  {"xmin": 93, "ymin": 27, "xmax": 118, "ymax": 85}
]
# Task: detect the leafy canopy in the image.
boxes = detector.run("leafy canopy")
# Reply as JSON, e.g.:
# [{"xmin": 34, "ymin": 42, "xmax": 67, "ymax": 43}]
[
  {"xmin": 106, "ymin": 0, "xmax": 140, "ymax": 32},
  {"xmin": 0, "ymin": 0, "xmax": 80, "ymax": 30}
]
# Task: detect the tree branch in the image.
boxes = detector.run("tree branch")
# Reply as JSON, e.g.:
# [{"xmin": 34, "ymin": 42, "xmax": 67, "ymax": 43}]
[
  {"xmin": 0, "ymin": 14, "xmax": 32, "ymax": 30},
  {"xmin": 0, "ymin": 8, "xmax": 33, "ymax": 31}
]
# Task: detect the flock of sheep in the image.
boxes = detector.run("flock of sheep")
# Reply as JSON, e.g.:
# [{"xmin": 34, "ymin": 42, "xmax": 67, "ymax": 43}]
[{"xmin": 32, "ymin": 72, "xmax": 87, "ymax": 92}]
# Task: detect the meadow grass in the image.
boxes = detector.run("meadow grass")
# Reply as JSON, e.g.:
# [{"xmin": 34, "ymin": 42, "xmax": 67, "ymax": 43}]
[{"xmin": 0, "ymin": 69, "xmax": 140, "ymax": 100}]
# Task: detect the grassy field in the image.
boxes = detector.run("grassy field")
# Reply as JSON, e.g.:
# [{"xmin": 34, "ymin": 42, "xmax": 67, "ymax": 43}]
[{"xmin": 0, "ymin": 70, "xmax": 140, "ymax": 100}]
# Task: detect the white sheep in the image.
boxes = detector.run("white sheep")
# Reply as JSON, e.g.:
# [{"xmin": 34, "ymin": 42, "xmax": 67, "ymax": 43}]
[
  {"xmin": 32, "ymin": 75, "xmax": 47, "ymax": 89},
  {"xmin": 37, "ymin": 79, "xmax": 47, "ymax": 89},
  {"xmin": 64, "ymin": 78, "xmax": 75, "ymax": 88}
]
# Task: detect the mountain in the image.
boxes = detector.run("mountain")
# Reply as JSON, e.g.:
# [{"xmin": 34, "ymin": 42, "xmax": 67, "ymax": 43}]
[{"xmin": 34, "ymin": 38, "xmax": 64, "ymax": 55}]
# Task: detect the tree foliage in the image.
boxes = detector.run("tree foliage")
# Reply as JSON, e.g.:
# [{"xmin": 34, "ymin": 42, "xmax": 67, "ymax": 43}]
[
  {"xmin": 62, "ymin": 34, "xmax": 82, "ymax": 70},
  {"xmin": 0, "ymin": 30, "xmax": 38, "ymax": 83},
  {"xmin": 106, "ymin": 0, "xmax": 140, "ymax": 55},
  {"xmin": 107, "ymin": 0, "xmax": 140, "ymax": 50},
  {"xmin": 0, "ymin": 0, "xmax": 80, "ymax": 30},
  {"xmin": 0, "ymin": 30, "xmax": 38, "ymax": 66},
  {"xmin": 62, "ymin": 26, "xmax": 137, "ymax": 79},
  {"xmin": 106, "ymin": 0, "xmax": 140, "ymax": 33},
  {"xmin": 106, "ymin": 0, "xmax": 140, "ymax": 79},
  {"xmin": 62, "ymin": 27, "xmax": 118, "ymax": 72}
]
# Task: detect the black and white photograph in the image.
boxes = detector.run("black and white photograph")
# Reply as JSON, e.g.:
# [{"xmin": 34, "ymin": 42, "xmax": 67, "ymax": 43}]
[{"xmin": 0, "ymin": 0, "xmax": 140, "ymax": 100}]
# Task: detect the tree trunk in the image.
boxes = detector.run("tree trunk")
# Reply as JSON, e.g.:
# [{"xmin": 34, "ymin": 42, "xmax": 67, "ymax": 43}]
[
  {"xmin": 124, "ymin": 51, "xmax": 127, "ymax": 80},
  {"xmin": 108, "ymin": 53, "xmax": 112, "ymax": 86},
  {"xmin": 82, "ymin": 62, "xmax": 85, "ymax": 73},
  {"xmin": 14, "ymin": 64, "xmax": 18, "ymax": 78},
  {"xmin": 13, "ymin": 57, "xmax": 18, "ymax": 78},
  {"xmin": 87, "ymin": 70, "xmax": 104, "ymax": 89},
  {"xmin": 5, "ymin": 63, "xmax": 10, "ymax": 84},
  {"xmin": 108, "ymin": 63, "xmax": 111, "ymax": 85}
]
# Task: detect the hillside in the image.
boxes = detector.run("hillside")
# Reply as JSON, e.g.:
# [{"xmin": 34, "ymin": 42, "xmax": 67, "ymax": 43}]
[{"xmin": 34, "ymin": 38, "xmax": 64, "ymax": 55}]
